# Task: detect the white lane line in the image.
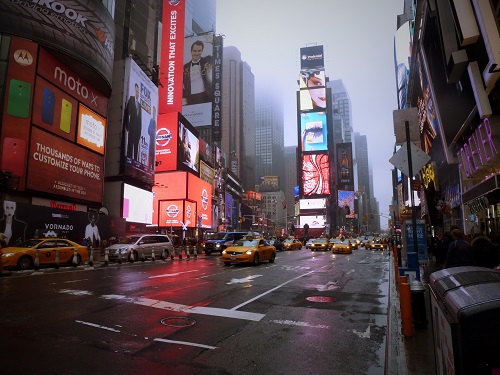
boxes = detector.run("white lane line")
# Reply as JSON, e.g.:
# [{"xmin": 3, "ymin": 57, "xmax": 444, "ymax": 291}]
[
  {"xmin": 149, "ymin": 270, "xmax": 199, "ymax": 279},
  {"xmin": 59, "ymin": 289, "xmax": 93, "ymax": 296},
  {"xmin": 271, "ymin": 320, "xmax": 330, "ymax": 329},
  {"xmin": 154, "ymin": 338, "xmax": 217, "ymax": 350},
  {"xmin": 230, "ymin": 265, "xmax": 329, "ymax": 311},
  {"xmin": 75, "ymin": 320, "xmax": 121, "ymax": 332}
]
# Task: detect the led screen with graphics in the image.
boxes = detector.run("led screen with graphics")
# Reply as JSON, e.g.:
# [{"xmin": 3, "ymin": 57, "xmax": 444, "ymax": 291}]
[
  {"xmin": 123, "ymin": 183, "xmax": 153, "ymax": 224},
  {"xmin": 177, "ymin": 115, "xmax": 200, "ymax": 175},
  {"xmin": 121, "ymin": 57, "xmax": 158, "ymax": 184},
  {"xmin": 336, "ymin": 142, "xmax": 353, "ymax": 185},
  {"xmin": 338, "ymin": 190, "xmax": 355, "ymax": 219},
  {"xmin": 159, "ymin": 200, "xmax": 184, "ymax": 226},
  {"xmin": 300, "ymin": 45, "xmax": 324, "ymax": 70},
  {"xmin": 155, "ymin": 112, "xmax": 178, "ymax": 172},
  {"xmin": 300, "ymin": 215, "xmax": 326, "ymax": 228},
  {"xmin": 301, "ymin": 153, "xmax": 330, "ymax": 196},
  {"xmin": 182, "ymin": 33, "xmax": 215, "ymax": 127},
  {"xmin": 77, "ymin": 104, "xmax": 106, "ymax": 155},
  {"xmin": 300, "ymin": 112, "xmax": 328, "ymax": 152},
  {"xmin": 299, "ymin": 198, "xmax": 326, "ymax": 210},
  {"xmin": 299, "ymin": 69, "xmax": 326, "ymax": 111}
]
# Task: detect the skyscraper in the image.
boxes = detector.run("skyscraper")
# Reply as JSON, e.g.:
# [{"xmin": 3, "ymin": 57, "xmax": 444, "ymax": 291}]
[{"xmin": 327, "ymin": 79, "xmax": 353, "ymax": 142}]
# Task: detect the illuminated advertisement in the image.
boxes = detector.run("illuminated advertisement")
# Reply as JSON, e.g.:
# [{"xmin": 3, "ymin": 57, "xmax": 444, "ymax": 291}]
[
  {"xmin": 182, "ymin": 33, "xmax": 214, "ymax": 127},
  {"xmin": 300, "ymin": 45, "xmax": 324, "ymax": 70},
  {"xmin": 299, "ymin": 69, "xmax": 326, "ymax": 111},
  {"xmin": 187, "ymin": 173, "xmax": 212, "ymax": 228},
  {"xmin": 27, "ymin": 127, "xmax": 104, "ymax": 202},
  {"xmin": 212, "ymin": 34, "xmax": 223, "ymax": 139},
  {"xmin": 299, "ymin": 198, "xmax": 326, "ymax": 210},
  {"xmin": 121, "ymin": 57, "xmax": 158, "ymax": 184},
  {"xmin": 395, "ymin": 21, "xmax": 411, "ymax": 109},
  {"xmin": 336, "ymin": 142, "xmax": 353, "ymax": 185},
  {"xmin": 159, "ymin": 0, "xmax": 185, "ymax": 114},
  {"xmin": 0, "ymin": 0, "xmax": 115, "ymax": 87},
  {"xmin": 199, "ymin": 138, "xmax": 212, "ymax": 163},
  {"xmin": 338, "ymin": 190, "xmax": 355, "ymax": 219},
  {"xmin": 300, "ymin": 215, "xmax": 326, "ymax": 228},
  {"xmin": 301, "ymin": 153, "xmax": 330, "ymax": 196},
  {"xmin": 225, "ymin": 192, "xmax": 233, "ymax": 224},
  {"xmin": 300, "ymin": 112, "xmax": 328, "ymax": 152},
  {"xmin": 199, "ymin": 160, "xmax": 215, "ymax": 186},
  {"xmin": 177, "ymin": 116, "xmax": 200, "ymax": 175},
  {"xmin": 77, "ymin": 104, "xmax": 106, "ymax": 155},
  {"xmin": 123, "ymin": 184, "xmax": 153, "ymax": 224},
  {"xmin": 155, "ymin": 112, "xmax": 178, "ymax": 172},
  {"xmin": 159, "ymin": 200, "xmax": 184, "ymax": 226}
]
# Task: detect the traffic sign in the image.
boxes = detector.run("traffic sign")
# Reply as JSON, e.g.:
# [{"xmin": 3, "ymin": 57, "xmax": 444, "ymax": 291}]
[{"xmin": 389, "ymin": 142, "xmax": 430, "ymax": 177}]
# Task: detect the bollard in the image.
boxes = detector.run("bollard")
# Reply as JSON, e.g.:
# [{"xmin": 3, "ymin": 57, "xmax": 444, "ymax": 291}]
[
  {"xmin": 194, "ymin": 245, "xmax": 198, "ymax": 259},
  {"xmin": 88, "ymin": 247, "xmax": 94, "ymax": 267},
  {"xmin": 186, "ymin": 245, "xmax": 191, "ymax": 260},
  {"xmin": 151, "ymin": 248, "xmax": 156, "ymax": 262},
  {"xmin": 141, "ymin": 248, "xmax": 145, "ymax": 262},
  {"xmin": 34, "ymin": 249, "xmax": 40, "ymax": 270},
  {"xmin": 118, "ymin": 248, "xmax": 122, "ymax": 264},
  {"xmin": 410, "ymin": 280, "xmax": 428, "ymax": 327},
  {"xmin": 129, "ymin": 249, "xmax": 135, "ymax": 262},
  {"xmin": 72, "ymin": 248, "xmax": 78, "ymax": 267},
  {"xmin": 400, "ymin": 275, "xmax": 407, "ymax": 286},
  {"xmin": 103, "ymin": 248, "xmax": 109, "ymax": 266},
  {"xmin": 54, "ymin": 249, "xmax": 59, "ymax": 269},
  {"xmin": 400, "ymin": 282, "xmax": 414, "ymax": 337}
]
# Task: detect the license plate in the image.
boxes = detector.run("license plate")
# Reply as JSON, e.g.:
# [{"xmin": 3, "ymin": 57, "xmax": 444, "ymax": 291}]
[{"xmin": 230, "ymin": 256, "xmax": 236, "ymax": 260}]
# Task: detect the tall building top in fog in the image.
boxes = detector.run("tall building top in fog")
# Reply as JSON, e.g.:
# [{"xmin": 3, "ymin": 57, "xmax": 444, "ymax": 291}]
[
  {"xmin": 327, "ymin": 79, "xmax": 353, "ymax": 143},
  {"xmin": 185, "ymin": 0, "xmax": 216, "ymax": 34}
]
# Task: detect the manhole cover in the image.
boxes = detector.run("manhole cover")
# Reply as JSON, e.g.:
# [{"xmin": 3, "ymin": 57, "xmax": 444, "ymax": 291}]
[
  {"xmin": 160, "ymin": 317, "xmax": 196, "ymax": 327},
  {"xmin": 306, "ymin": 296, "xmax": 335, "ymax": 303}
]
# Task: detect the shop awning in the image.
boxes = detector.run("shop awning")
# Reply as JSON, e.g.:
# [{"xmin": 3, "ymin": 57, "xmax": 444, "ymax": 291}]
[{"xmin": 462, "ymin": 173, "xmax": 500, "ymax": 205}]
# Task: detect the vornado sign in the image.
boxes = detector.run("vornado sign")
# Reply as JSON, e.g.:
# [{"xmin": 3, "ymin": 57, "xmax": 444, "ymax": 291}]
[{"xmin": 0, "ymin": 0, "xmax": 115, "ymax": 88}]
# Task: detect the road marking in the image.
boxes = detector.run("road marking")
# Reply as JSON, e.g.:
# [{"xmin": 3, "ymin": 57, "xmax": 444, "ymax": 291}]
[
  {"xmin": 230, "ymin": 266, "xmax": 328, "ymax": 311},
  {"xmin": 59, "ymin": 289, "xmax": 93, "ymax": 296},
  {"xmin": 227, "ymin": 275, "xmax": 263, "ymax": 284},
  {"xmin": 154, "ymin": 338, "xmax": 217, "ymax": 350},
  {"xmin": 75, "ymin": 320, "xmax": 121, "ymax": 332},
  {"xmin": 149, "ymin": 270, "xmax": 199, "ymax": 279},
  {"xmin": 311, "ymin": 281, "xmax": 339, "ymax": 291},
  {"xmin": 271, "ymin": 320, "xmax": 330, "ymax": 329},
  {"xmin": 53, "ymin": 279, "xmax": 89, "ymax": 284}
]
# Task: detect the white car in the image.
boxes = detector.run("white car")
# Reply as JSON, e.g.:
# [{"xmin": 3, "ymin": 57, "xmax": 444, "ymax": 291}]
[{"xmin": 305, "ymin": 238, "xmax": 314, "ymax": 249}]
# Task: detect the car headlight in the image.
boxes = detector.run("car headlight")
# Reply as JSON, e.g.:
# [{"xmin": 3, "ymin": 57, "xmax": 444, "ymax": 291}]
[
  {"xmin": 2, "ymin": 253, "xmax": 16, "ymax": 257},
  {"xmin": 245, "ymin": 250, "xmax": 253, "ymax": 255},
  {"xmin": 222, "ymin": 250, "xmax": 226, "ymax": 254},
  {"xmin": 215, "ymin": 243, "xmax": 221, "ymax": 248}
]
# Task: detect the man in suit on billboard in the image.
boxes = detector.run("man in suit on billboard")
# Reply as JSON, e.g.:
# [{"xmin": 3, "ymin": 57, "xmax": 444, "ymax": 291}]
[
  {"xmin": 0, "ymin": 200, "xmax": 27, "ymax": 246},
  {"xmin": 124, "ymin": 83, "xmax": 142, "ymax": 161},
  {"xmin": 183, "ymin": 40, "xmax": 213, "ymax": 105}
]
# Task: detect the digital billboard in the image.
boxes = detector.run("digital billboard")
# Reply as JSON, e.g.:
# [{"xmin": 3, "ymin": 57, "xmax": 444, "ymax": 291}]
[
  {"xmin": 300, "ymin": 45, "xmax": 324, "ymax": 70},
  {"xmin": 77, "ymin": 104, "xmax": 106, "ymax": 155},
  {"xmin": 338, "ymin": 190, "xmax": 355, "ymax": 219},
  {"xmin": 121, "ymin": 57, "xmax": 158, "ymax": 184},
  {"xmin": 187, "ymin": 173, "xmax": 212, "ymax": 228},
  {"xmin": 177, "ymin": 116, "xmax": 200, "ymax": 175},
  {"xmin": 123, "ymin": 184, "xmax": 153, "ymax": 224},
  {"xmin": 299, "ymin": 198, "xmax": 326, "ymax": 210},
  {"xmin": 336, "ymin": 142, "xmax": 353, "ymax": 185},
  {"xmin": 159, "ymin": 200, "xmax": 184, "ymax": 226},
  {"xmin": 182, "ymin": 33, "xmax": 215, "ymax": 127},
  {"xmin": 159, "ymin": 0, "xmax": 185, "ymax": 114},
  {"xmin": 300, "ymin": 215, "xmax": 326, "ymax": 228},
  {"xmin": 301, "ymin": 153, "xmax": 330, "ymax": 196},
  {"xmin": 299, "ymin": 69, "xmax": 326, "ymax": 111},
  {"xmin": 300, "ymin": 112, "xmax": 328, "ymax": 152},
  {"xmin": 395, "ymin": 21, "xmax": 411, "ymax": 110},
  {"xmin": 155, "ymin": 112, "xmax": 178, "ymax": 172}
]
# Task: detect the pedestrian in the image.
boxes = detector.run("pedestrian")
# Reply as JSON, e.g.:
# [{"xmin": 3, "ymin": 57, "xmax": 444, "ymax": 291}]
[
  {"xmin": 445, "ymin": 229, "xmax": 473, "ymax": 268},
  {"xmin": 437, "ymin": 225, "xmax": 458, "ymax": 268},
  {"xmin": 471, "ymin": 234, "xmax": 499, "ymax": 268}
]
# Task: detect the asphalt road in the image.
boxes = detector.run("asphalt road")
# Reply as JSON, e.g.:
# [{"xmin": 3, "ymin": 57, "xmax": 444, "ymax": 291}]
[{"xmin": 0, "ymin": 246, "xmax": 391, "ymax": 375}]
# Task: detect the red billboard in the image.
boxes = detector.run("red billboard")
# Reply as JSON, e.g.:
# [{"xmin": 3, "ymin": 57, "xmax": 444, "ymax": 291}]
[
  {"xmin": 159, "ymin": 0, "xmax": 186, "ymax": 114},
  {"xmin": 301, "ymin": 153, "xmax": 330, "ymax": 196},
  {"xmin": 155, "ymin": 112, "xmax": 179, "ymax": 172},
  {"xmin": 26, "ymin": 127, "xmax": 104, "ymax": 202}
]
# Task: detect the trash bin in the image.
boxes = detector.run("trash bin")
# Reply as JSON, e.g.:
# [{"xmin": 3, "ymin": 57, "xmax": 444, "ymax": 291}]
[
  {"xmin": 428, "ymin": 266, "xmax": 500, "ymax": 375},
  {"xmin": 410, "ymin": 280, "xmax": 427, "ymax": 327}
]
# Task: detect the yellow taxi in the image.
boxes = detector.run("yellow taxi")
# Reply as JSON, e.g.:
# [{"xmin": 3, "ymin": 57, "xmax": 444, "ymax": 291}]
[
  {"xmin": 1, "ymin": 238, "xmax": 89, "ymax": 271},
  {"xmin": 222, "ymin": 238, "xmax": 276, "ymax": 266},
  {"xmin": 283, "ymin": 238, "xmax": 303, "ymax": 250},
  {"xmin": 329, "ymin": 238, "xmax": 353, "ymax": 254},
  {"xmin": 365, "ymin": 239, "xmax": 387, "ymax": 251},
  {"xmin": 309, "ymin": 238, "xmax": 331, "ymax": 251}
]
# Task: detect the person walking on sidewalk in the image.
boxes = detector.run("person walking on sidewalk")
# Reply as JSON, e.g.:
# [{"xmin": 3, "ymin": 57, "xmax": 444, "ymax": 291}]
[
  {"xmin": 445, "ymin": 228, "xmax": 473, "ymax": 268},
  {"xmin": 471, "ymin": 234, "xmax": 499, "ymax": 268},
  {"xmin": 437, "ymin": 225, "xmax": 458, "ymax": 268}
]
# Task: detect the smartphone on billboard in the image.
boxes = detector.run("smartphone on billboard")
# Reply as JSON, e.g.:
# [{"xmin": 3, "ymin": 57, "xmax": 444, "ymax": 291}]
[
  {"xmin": 7, "ymin": 79, "xmax": 31, "ymax": 118},
  {"xmin": 41, "ymin": 88, "xmax": 55, "ymax": 124},
  {"xmin": 1, "ymin": 138, "xmax": 27, "ymax": 177},
  {"xmin": 60, "ymin": 98, "xmax": 72, "ymax": 133}
]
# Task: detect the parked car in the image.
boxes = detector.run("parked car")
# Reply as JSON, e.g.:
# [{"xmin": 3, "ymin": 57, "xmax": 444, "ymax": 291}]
[
  {"xmin": 329, "ymin": 238, "xmax": 352, "ymax": 254},
  {"xmin": 222, "ymin": 238, "xmax": 276, "ymax": 266},
  {"xmin": 1, "ymin": 238, "xmax": 89, "ymax": 270},
  {"xmin": 365, "ymin": 239, "xmax": 387, "ymax": 251},
  {"xmin": 283, "ymin": 238, "xmax": 303, "ymax": 250},
  {"xmin": 106, "ymin": 234, "xmax": 173, "ymax": 261},
  {"xmin": 310, "ymin": 238, "xmax": 331, "ymax": 251}
]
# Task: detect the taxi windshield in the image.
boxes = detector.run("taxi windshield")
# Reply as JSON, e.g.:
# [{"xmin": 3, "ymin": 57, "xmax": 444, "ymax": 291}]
[{"xmin": 234, "ymin": 240, "xmax": 258, "ymax": 247}]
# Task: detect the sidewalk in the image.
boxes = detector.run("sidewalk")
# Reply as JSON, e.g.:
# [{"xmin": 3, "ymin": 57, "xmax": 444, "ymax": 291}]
[{"xmin": 386, "ymin": 250, "xmax": 437, "ymax": 374}]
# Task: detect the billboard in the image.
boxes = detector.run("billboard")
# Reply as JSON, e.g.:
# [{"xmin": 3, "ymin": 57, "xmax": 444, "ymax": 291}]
[
  {"xmin": 299, "ymin": 69, "xmax": 326, "ymax": 110},
  {"xmin": 182, "ymin": 33, "xmax": 215, "ymax": 127},
  {"xmin": 300, "ymin": 45, "xmax": 324, "ymax": 70},
  {"xmin": 301, "ymin": 153, "xmax": 330, "ymax": 196},
  {"xmin": 300, "ymin": 215, "xmax": 326, "ymax": 228},
  {"xmin": 155, "ymin": 112, "xmax": 178, "ymax": 172},
  {"xmin": 26, "ymin": 127, "xmax": 104, "ymax": 203},
  {"xmin": 177, "ymin": 116, "xmax": 200, "ymax": 175},
  {"xmin": 212, "ymin": 34, "xmax": 223, "ymax": 139},
  {"xmin": 299, "ymin": 198, "xmax": 326, "ymax": 210},
  {"xmin": 158, "ymin": 200, "xmax": 185, "ymax": 226},
  {"xmin": 77, "ymin": 104, "xmax": 106, "ymax": 155},
  {"xmin": 0, "ymin": 0, "xmax": 115, "ymax": 87},
  {"xmin": 123, "ymin": 184, "xmax": 153, "ymax": 224},
  {"xmin": 300, "ymin": 112, "xmax": 328, "ymax": 152},
  {"xmin": 338, "ymin": 190, "xmax": 355, "ymax": 219},
  {"xmin": 159, "ymin": 0, "xmax": 185, "ymax": 114},
  {"xmin": 336, "ymin": 142, "xmax": 354, "ymax": 185},
  {"xmin": 395, "ymin": 21, "xmax": 411, "ymax": 109},
  {"xmin": 121, "ymin": 57, "xmax": 158, "ymax": 184}
]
